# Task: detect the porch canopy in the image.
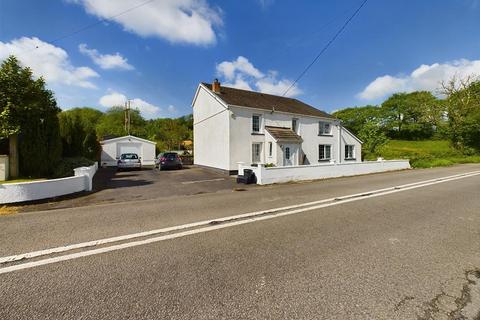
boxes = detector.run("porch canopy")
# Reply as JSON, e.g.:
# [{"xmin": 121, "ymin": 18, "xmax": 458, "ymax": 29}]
[{"xmin": 265, "ymin": 126, "xmax": 303, "ymax": 143}]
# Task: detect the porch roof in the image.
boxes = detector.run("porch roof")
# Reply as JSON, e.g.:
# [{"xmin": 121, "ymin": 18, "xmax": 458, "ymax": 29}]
[{"xmin": 265, "ymin": 126, "xmax": 303, "ymax": 143}]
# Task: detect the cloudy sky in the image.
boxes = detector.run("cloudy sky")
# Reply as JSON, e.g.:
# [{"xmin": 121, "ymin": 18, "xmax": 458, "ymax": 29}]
[{"xmin": 1, "ymin": 0, "xmax": 479, "ymax": 118}]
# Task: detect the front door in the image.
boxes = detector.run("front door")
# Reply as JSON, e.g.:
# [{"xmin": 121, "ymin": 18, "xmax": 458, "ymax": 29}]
[{"xmin": 283, "ymin": 144, "xmax": 298, "ymax": 166}]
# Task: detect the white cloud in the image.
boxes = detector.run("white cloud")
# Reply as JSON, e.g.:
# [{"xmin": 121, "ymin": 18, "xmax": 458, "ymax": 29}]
[
  {"xmin": 216, "ymin": 56, "xmax": 302, "ymax": 97},
  {"xmin": 79, "ymin": 43, "xmax": 133, "ymax": 70},
  {"xmin": 0, "ymin": 36, "xmax": 99, "ymax": 88},
  {"xmin": 217, "ymin": 56, "xmax": 264, "ymax": 81},
  {"xmin": 358, "ymin": 58, "xmax": 480, "ymax": 100},
  {"xmin": 69, "ymin": 0, "xmax": 222, "ymax": 45},
  {"xmin": 99, "ymin": 90, "xmax": 161, "ymax": 118}
]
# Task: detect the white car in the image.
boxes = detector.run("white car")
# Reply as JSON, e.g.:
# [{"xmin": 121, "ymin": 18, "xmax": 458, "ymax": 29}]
[{"xmin": 117, "ymin": 153, "xmax": 142, "ymax": 171}]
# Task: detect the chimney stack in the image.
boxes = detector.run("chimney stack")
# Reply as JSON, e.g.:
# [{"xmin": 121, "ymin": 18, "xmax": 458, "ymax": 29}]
[{"xmin": 212, "ymin": 78, "xmax": 221, "ymax": 93}]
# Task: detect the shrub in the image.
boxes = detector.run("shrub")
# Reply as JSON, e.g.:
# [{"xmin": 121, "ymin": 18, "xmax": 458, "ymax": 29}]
[{"xmin": 51, "ymin": 157, "xmax": 94, "ymax": 178}]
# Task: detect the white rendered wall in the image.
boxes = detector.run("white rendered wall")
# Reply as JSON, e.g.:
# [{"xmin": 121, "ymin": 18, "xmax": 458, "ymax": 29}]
[
  {"xmin": 0, "ymin": 163, "xmax": 98, "ymax": 204},
  {"xmin": 229, "ymin": 106, "xmax": 343, "ymax": 170},
  {"xmin": 239, "ymin": 160, "xmax": 410, "ymax": 185},
  {"xmin": 193, "ymin": 87, "xmax": 230, "ymax": 171}
]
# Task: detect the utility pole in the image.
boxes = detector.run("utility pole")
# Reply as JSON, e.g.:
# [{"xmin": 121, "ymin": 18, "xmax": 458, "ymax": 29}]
[{"xmin": 124, "ymin": 100, "xmax": 131, "ymax": 135}]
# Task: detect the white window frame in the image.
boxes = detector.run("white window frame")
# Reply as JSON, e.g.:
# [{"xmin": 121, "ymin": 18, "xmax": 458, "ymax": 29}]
[
  {"xmin": 345, "ymin": 145, "xmax": 355, "ymax": 160},
  {"xmin": 318, "ymin": 121, "xmax": 332, "ymax": 135},
  {"xmin": 252, "ymin": 114, "xmax": 262, "ymax": 133},
  {"xmin": 319, "ymin": 144, "xmax": 331, "ymax": 161},
  {"xmin": 292, "ymin": 118, "xmax": 298, "ymax": 133},
  {"xmin": 252, "ymin": 143, "xmax": 262, "ymax": 164}
]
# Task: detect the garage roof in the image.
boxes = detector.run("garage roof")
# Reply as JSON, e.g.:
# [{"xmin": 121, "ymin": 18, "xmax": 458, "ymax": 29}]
[{"xmin": 100, "ymin": 135, "xmax": 156, "ymax": 145}]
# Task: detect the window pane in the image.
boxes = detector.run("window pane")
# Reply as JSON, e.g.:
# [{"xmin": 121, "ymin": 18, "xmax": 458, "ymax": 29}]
[
  {"xmin": 252, "ymin": 115, "xmax": 260, "ymax": 132},
  {"xmin": 326, "ymin": 145, "xmax": 331, "ymax": 159},
  {"xmin": 285, "ymin": 147, "xmax": 290, "ymax": 160}
]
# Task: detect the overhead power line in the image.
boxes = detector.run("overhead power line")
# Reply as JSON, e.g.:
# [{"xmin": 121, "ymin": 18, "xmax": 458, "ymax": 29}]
[
  {"xmin": 282, "ymin": 0, "xmax": 369, "ymax": 97},
  {"xmin": 19, "ymin": 0, "xmax": 158, "ymax": 56}
]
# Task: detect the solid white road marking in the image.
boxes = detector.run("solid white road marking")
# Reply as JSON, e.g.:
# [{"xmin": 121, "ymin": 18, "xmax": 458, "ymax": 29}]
[
  {"xmin": 2, "ymin": 170, "xmax": 477, "ymax": 265},
  {"xmin": 0, "ymin": 170, "xmax": 479, "ymax": 275},
  {"xmin": 181, "ymin": 178, "xmax": 225, "ymax": 184}
]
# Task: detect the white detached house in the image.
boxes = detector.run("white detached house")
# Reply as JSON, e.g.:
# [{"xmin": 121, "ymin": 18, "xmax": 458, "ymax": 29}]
[{"xmin": 192, "ymin": 80, "xmax": 362, "ymax": 174}]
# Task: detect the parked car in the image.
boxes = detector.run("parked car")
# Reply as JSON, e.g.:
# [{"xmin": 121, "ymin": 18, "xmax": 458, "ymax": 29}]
[
  {"xmin": 157, "ymin": 152, "xmax": 183, "ymax": 170},
  {"xmin": 117, "ymin": 153, "xmax": 142, "ymax": 171}
]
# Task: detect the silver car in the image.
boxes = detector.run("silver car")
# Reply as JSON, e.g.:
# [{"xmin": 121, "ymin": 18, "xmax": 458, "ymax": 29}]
[{"xmin": 117, "ymin": 153, "xmax": 142, "ymax": 171}]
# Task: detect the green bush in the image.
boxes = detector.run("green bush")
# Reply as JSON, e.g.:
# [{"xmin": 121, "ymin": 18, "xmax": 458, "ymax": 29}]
[{"xmin": 52, "ymin": 157, "xmax": 95, "ymax": 178}]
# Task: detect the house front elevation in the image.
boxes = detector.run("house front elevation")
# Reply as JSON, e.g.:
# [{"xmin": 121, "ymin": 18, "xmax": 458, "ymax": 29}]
[{"xmin": 192, "ymin": 80, "xmax": 362, "ymax": 174}]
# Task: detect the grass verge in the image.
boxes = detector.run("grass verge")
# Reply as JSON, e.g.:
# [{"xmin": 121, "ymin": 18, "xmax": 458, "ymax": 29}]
[
  {"xmin": 367, "ymin": 140, "xmax": 480, "ymax": 168},
  {"xmin": 0, "ymin": 206, "xmax": 18, "ymax": 216}
]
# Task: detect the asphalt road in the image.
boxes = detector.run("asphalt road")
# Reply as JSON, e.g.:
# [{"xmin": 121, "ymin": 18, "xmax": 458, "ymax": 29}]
[{"xmin": 1, "ymin": 165, "xmax": 480, "ymax": 319}]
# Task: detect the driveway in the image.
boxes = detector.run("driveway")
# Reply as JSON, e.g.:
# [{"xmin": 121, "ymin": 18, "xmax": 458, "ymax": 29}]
[{"xmin": 20, "ymin": 166, "xmax": 256, "ymax": 212}]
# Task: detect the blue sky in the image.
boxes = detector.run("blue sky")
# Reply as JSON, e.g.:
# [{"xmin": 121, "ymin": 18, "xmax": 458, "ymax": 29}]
[{"xmin": 1, "ymin": 0, "xmax": 479, "ymax": 118}]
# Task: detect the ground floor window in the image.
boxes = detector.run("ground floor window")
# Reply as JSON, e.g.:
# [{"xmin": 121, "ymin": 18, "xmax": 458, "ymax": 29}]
[
  {"xmin": 285, "ymin": 147, "xmax": 290, "ymax": 160},
  {"xmin": 252, "ymin": 143, "xmax": 262, "ymax": 163},
  {"xmin": 319, "ymin": 144, "xmax": 331, "ymax": 160},
  {"xmin": 268, "ymin": 142, "xmax": 273, "ymax": 157},
  {"xmin": 345, "ymin": 145, "xmax": 355, "ymax": 159}
]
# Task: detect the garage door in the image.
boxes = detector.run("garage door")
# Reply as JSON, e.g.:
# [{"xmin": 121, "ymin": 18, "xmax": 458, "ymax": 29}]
[{"xmin": 117, "ymin": 143, "xmax": 142, "ymax": 158}]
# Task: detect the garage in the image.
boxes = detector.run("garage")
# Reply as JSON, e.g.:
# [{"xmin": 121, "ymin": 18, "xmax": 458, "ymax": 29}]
[{"xmin": 100, "ymin": 135, "xmax": 156, "ymax": 167}]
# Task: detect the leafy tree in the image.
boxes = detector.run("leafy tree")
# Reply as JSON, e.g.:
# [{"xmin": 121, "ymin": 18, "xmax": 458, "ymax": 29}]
[
  {"xmin": 441, "ymin": 76, "xmax": 480, "ymax": 152},
  {"xmin": 381, "ymin": 91, "xmax": 443, "ymax": 140},
  {"xmin": 333, "ymin": 105, "xmax": 380, "ymax": 135},
  {"xmin": 358, "ymin": 121, "xmax": 389, "ymax": 157},
  {"xmin": 58, "ymin": 107, "xmax": 103, "ymax": 159},
  {"xmin": 96, "ymin": 106, "xmax": 147, "ymax": 139},
  {"xmin": 0, "ymin": 56, "xmax": 61, "ymax": 177}
]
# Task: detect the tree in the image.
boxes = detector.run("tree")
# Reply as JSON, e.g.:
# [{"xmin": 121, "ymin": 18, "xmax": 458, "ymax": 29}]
[
  {"xmin": 58, "ymin": 107, "xmax": 103, "ymax": 159},
  {"xmin": 358, "ymin": 121, "xmax": 389, "ymax": 157},
  {"xmin": 381, "ymin": 91, "xmax": 443, "ymax": 140},
  {"xmin": 0, "ymin": 56, "xmax": 61, "ymax": 177},
  {"xmin": 96, "ymin": 106, "xmax": 147, "ymax": 139},
  {"xmin": 440, "ymin": 76, "xmax": 480, "ymax": 152},
  {"xmin": 333, "ymin": 105, "xmax": 380, "ymax": 135}
]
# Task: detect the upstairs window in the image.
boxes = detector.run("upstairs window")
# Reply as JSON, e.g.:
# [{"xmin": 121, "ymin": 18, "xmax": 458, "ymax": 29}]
[
  {"xmin": 319, "ymin": 144, "xmax": 331, "ymax": 161},
  {"xmin": 252, "ymin": 115, "xmax": 261, "ymax": 133},
  {"xmin": 319, "ymin": 122, "xmax": 331, "ymax": 135},
  {"xmin": 292, "ymin": 118, "xmax": 298, "ymax": 133},
  {"xmin": 345, "ymin": 145, "xmax": 355, "ymax": 159}
]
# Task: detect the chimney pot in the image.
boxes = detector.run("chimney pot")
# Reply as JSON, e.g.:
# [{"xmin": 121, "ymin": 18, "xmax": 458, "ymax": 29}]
[{"xmin": 212, "ymin": 78, "xmax": 221, "ymax": 93}]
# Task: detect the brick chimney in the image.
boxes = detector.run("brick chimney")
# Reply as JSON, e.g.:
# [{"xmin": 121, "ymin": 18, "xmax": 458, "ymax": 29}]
[{"xmin": 212, "ymin": 78, "xmax": 221, "ymax": 93}]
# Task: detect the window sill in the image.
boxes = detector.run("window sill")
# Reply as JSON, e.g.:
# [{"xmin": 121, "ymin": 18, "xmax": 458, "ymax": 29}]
[
  {"xmin": 318, "ymin": 159, "xmax": 331, "ymax": 162},
  {"xmin": 251, "ymin": 132, "xmax": 265, "ymax": 135},
  {"xmin": 344, "ymin": 158, "xmax": 356, "ymax": 161},
  {"xmin": 318, "ymin": 134, "xmax": 333, "ymax": 137}
]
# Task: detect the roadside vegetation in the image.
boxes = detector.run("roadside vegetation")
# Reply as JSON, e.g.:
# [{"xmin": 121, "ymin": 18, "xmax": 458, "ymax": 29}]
[
  {"xmin": 0, "ymin": 55, "xmax": 192, "ymax": 180},
  {"xmin": 334, "ymin": 77, "xmax": 480, "ymax": 168}
]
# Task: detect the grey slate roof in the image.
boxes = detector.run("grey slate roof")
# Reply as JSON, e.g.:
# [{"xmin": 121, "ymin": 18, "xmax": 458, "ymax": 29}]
[{"xmin": 202, "ymin": 83, "xmax": 335, "ymax": 119}]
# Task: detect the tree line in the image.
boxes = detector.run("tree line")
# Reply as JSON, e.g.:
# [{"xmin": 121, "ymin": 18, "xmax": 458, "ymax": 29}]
[
  {"xmin": 333, "ymin": 78, "xmax": 480, "ymax": 157},
  {"xmin": 0, "ymin": 56, "xmax": 193, "ymax": 178}
]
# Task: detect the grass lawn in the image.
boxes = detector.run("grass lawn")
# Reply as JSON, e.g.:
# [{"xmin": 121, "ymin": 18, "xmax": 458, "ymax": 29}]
[
  {"xmin": 369, "ymin": 140, "xmax": 480, "ymax": 168},
  {"xmin": 0, "ymin": 178, "xmax": 46, "ymax": 184}
]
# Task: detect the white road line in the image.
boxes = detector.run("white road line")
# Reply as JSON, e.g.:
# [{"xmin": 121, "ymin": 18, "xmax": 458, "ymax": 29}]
[
  {"xmin": 0, "ymin": 170, "xmax": 479, "ymax": 275},
  {"xmin": 181, "ymin": 178, "xmax": 225, "ymax": 184},
  {"xmin": 1, "ymin": 170, "xmax": 479, "ymax": 267}
]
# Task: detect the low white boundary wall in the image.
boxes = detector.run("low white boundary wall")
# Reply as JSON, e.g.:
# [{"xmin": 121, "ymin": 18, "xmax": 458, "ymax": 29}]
[
  {"xmin": 0, "ymin": 163, "xmax": 98, "ymax": 204},
  {"xmin": 238, "ymin": 159, "xmax": 410, "ymax": 185}
]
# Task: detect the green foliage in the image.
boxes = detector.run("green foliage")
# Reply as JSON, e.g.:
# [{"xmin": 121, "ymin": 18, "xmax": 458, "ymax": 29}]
[
  {"xmin": 358, "ymin": 121, "xmax": 389, "ymax": 157},
  {"xmin": 441, "ymin": 78, "xmax": 480, "ymax": 152},
  {"xmin": 146, "ymin": 116, "xmax": 192, "ymax": 152},
  {"xmin": 380, "ymin": 91, "xmax": 443, "ymax": 140},
  {"xmin": 96, "ymin": 106, "xmax": 147, "ymax": 139},
  {"xmin": 58, "ymin": 107, "xmax": 102, "ymax": 160},
  {"xmin": 0, "ymin": 56, "xmax": 62, "ymax": 177},
  {"xmin": 52, "ymin": 157, "xmax": 94, "ymax": 178},
  {"xmin": 333, "ymin": 105, "xmax": 380, "ymax": 135}
]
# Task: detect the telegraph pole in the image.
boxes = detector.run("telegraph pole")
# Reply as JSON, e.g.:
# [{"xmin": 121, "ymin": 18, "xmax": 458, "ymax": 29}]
[{"xmin": 124, "ymin": 100, "xmax": 131, "ymax": 135}]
